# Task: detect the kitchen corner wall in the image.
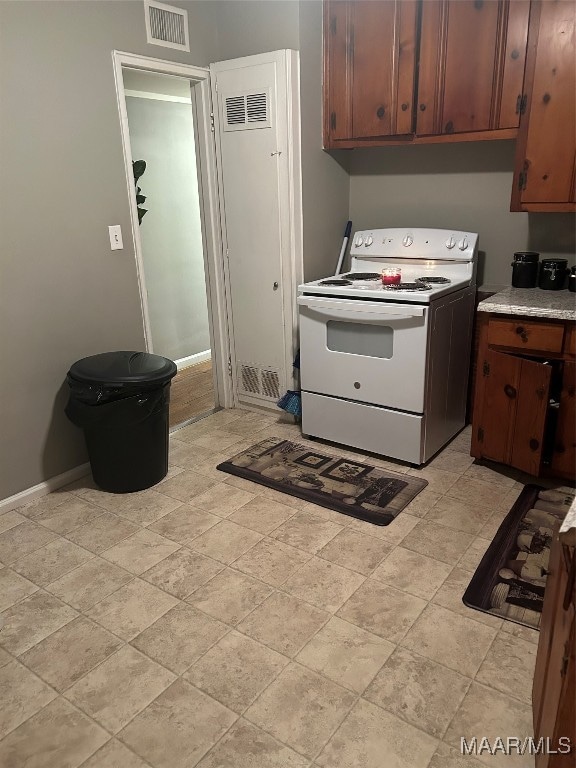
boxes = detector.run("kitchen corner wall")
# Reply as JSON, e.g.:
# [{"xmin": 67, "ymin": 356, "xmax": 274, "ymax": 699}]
[
  {"xmin": 348, "ymin": 142, "xmax": 575, "ymax": 289},
  {"xmin": 206, "ymin": 0, "xmax": 351, "ymax": 281},
  {"xmin": 0, "ymin": 0, "xmax": 350, "ymax": 501},
  {"xmin": 0, "ymin": 0, "xmax": 218, "ymax": 500}
]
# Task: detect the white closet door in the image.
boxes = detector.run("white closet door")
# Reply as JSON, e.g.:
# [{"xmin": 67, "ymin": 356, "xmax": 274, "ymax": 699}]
[{"xmin": 211, "ymin": 50, "xmax": 302, "ymax": 409}]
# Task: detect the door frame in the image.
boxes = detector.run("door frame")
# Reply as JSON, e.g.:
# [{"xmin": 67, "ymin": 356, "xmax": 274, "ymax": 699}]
[{"xmin": 112, "ymin": 50, "xmax": 234, "ymax": 409}]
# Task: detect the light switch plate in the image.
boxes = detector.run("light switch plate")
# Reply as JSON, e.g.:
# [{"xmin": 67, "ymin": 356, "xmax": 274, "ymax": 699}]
[{"xmin": 108, "ymin": 225, "xmax": 123, "ymax": 250}]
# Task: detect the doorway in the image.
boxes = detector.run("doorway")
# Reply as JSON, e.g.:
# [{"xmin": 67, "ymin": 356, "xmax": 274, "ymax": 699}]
[{"xmin": 113, "ymin": 52, "xmax": 233, "ymax": 427}]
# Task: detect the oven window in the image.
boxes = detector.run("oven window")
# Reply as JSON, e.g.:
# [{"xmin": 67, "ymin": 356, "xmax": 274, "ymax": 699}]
[{"xmin": 326, "ymin": 321, "xmax": 394, "ymax": 358}]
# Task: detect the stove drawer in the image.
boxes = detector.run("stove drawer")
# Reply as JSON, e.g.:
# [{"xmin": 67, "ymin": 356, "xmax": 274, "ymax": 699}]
[{"xmin": 301, "ymin": 392, "xmax": 424, "ymax": 464}]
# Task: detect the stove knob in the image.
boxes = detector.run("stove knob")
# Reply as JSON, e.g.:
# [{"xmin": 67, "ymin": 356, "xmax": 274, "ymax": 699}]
[
  {"xmin": 445, "ymin": 236, "xmax": 456, "ymax": 249},
  {"xmin": 354, "ymin": 235, "xmax": 364, "ymax": 247},
  {"xmin": 458, "ymin": 237, "xmax": 469, "ymax": 251},
  {"xmin": 365, "ymin": 236, "xmax": 373, "ymax": 247},
  {"xmin": 402, "ymin": 234, "xmax": 413, "ymax": 247}
]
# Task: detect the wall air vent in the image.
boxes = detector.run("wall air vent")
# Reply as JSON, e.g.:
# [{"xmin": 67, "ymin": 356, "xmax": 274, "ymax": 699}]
[
  {"xmin": 223, "ymin": 90, "xmax": 271, "ymax": 131},
  {"xmin": 225, "ymin": 96, "xmax": 246, "ymax": 126},
  {"xmin": 238, "ymin": 363, "xmax": 281, "ymax": 401},
  {"xmin": 144, "ymin": 0, "xmax": 189, "ymax": 51},
  {"xmin": 261, "ymin": 369, "xmax": 280, "ymax": 399}
]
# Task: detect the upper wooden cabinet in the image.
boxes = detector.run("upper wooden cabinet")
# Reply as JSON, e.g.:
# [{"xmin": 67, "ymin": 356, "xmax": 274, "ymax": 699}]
[
  {"xmin": 323, "ymin": 0, "xmax": 530, "ymax": 148},
  {"xmin": 511, "ymin": 0, "xmax": 576, "ymax": 211},
  {"xmin": 417, "ymin": 0, "xmax": 530, "ymax": 136},
  {"xmin": 324, "ymin": 0, "xmax": 418, "ymax": 142}
]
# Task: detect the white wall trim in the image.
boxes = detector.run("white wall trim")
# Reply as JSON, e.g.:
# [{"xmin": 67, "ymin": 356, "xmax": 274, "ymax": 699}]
[
  {"xmin": 124, "ymin": 89, "xmax": 192, "ymax": 104},
  {"xmin": 113, "ymin": 50, "xmax": 208, "ymax": 80},
  {"xmin": 112, "ymin": 50, "xmax": 234, "ymax": 410},
  {"xmin": 175, "ymin": 349, "xmax": 211, "ymax": 370},
  {"xmin": 0, "ymin": 463, "xmax": 91, "ymax": 514}
]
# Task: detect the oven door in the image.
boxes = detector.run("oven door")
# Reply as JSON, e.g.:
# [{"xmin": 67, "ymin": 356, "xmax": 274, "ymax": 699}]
[{"xmin": 298, "ymin": 295, "xmax": 429, "ymax": 412}]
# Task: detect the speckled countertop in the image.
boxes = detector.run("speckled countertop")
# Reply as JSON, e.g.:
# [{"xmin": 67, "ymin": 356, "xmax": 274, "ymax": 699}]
[
  {"xmin": 478, "ymin": 287, "xmax": 576, "ymax": 321},
  {"xmin": 560, "ymin": 497, "xmax": 576, "ymax": 540}
]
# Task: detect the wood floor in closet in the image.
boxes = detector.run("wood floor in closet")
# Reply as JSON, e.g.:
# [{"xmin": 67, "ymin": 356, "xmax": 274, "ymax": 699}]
[{"xmin": 169, "ymin": 359, "xmax": 215, "ymax": 427}]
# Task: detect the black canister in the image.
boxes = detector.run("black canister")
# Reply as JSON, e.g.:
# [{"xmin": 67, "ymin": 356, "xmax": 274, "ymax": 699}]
[
  {"xmin": 539, "ymin": 258, "xmax": 568, "ymax": 290},
  {"xmin": 569, "ymin": 266, "xmax": 576, "ymax": 293},
  {"xmin": 511, "ymin": 251, "xmax": 539, "ymax": 288}
]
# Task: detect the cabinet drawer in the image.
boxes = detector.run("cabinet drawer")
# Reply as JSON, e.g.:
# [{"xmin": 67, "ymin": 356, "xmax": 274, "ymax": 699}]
[
  {"xmin": 564, "ymin": 325, "xmax": 576, "ymax": 357},
  {"xmin": 487, "ymin": 318, "xmax": 564, "ymax": 353}
]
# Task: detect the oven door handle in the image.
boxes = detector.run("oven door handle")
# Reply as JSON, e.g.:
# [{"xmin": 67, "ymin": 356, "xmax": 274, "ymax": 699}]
[{"xmin": 297, "ymin": 296, "xmax": 425, "ymax": 322}]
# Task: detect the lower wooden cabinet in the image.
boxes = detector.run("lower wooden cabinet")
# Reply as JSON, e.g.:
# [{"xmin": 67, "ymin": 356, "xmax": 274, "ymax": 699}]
[
  {"xmin": 472, "ymin": 313, "xmax": 576, "ymax": 480},
  {"xmin": 533, "ymin": 527, "xmax": 575, "ymax": 767}
]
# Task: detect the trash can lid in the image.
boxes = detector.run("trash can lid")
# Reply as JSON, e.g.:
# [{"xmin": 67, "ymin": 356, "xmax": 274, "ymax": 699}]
[{"xmin": 68, "ymin": 351, "xmax": 177, "ymax": 386}]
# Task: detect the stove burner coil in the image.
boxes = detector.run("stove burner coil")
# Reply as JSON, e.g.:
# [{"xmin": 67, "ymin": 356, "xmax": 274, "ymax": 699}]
[
  {"xmin": 341, "ymin": 272, "xmax": 382, "ymax": 281},
  {"xmin": 415, "ymin": 276, "xmax": 451, "ymax": 284},
  {"xmin": 319, "ymin": 278, "xmax": 353, "ymax": 286},
  {"xmin": 382, "ymin": 282, "xmax": 433, "ymax": 292}
]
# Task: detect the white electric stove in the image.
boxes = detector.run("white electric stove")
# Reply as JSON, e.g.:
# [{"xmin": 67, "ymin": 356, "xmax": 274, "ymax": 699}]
[{"xmin": 297, "ymin": 228, "xmax": 479, "ymax": 465}]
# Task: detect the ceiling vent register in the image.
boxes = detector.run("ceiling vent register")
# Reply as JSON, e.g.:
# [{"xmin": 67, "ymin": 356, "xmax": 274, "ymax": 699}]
[
  {"xmin": 144, "ymin": 0, "xmax": 189, "ymax": 51},
  {"xmin": 239, "ymin": 363, "xmax": 281, "ymax": 401},
  {"xmin": 224, "ymin": 90, "xmax": 271, "ymax": 131}
]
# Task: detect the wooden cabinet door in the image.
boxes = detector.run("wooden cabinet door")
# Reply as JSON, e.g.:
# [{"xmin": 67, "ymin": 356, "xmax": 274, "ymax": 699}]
[
  {"xmin": 510, "ymin": 356, "xmax": 552, "ymax": 475},
  {"xmin": 323, "ymin": 0, "xmax": 418, "ymax": 145},
  {"xmin": 512, "ymin": 0, "xmax": 576, "ymax": 211},
  {"xmin": 350, "ymin": 0, "xmax": 418, "ymax": 139},
  {"xmin": 474, "ymin": 349, "xmax": 520, "ymax": 464},
  {"xmin": 474, "ymin": 349, "xmax": 551, "ymax": 474},
  {"xmin": 534, "ymin": 533, "xmax": 576, "ymax": 766},
  {"xmin": 417, "ymin": 0, "xmax": 530, "ymax": 137},
  {"xmin": 533, "ymin": 529, "xmax": 564, "ymax": 749},
  {"xmin": 550, "ymin": 361, "xmax": 576, "ymax": 480},
  {"xmin": 324, "ymin": 0, "xmax": 352, "ymax": 143}
]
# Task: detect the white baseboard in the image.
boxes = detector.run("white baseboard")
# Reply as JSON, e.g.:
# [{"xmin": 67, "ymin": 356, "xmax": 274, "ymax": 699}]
[
  {"xmin": 0, "ymin": 463, "xmax": 91, "ymax": 514},
  {"xmin": 176, "ymin": 350, "xmax": 211, "ymax": 370}
]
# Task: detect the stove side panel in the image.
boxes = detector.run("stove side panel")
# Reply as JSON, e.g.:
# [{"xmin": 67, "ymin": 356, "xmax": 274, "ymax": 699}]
[{"xmin": 423, "ymin": 287, "xmax": 476, "ymax": 461}]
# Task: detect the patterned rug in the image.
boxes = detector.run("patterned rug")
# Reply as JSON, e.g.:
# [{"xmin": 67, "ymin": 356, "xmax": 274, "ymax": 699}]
[
  {"xmin": 463, "ymin": 484, "xmax": 575, "ymax": 629},
  {"xmin": 216, "ymin": 437, "xmax": 428, "ymax": 526}
]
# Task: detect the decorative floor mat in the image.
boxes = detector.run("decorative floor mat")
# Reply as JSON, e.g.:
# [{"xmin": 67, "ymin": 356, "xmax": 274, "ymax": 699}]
[
  {"xmin": 463, "ymin": 484, "xmax": 575, "ymax": 629},
  {"xmin": 216, "ymin": 437, "xmax": 427, "ymax": 526}
]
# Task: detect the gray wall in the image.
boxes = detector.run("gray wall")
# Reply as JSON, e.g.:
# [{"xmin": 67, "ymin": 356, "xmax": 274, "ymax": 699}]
[
  {"xmin": 0, "ymin": 0, "xmax": 351, "ymax": 500},
  {"xmin": 125, "ymin": 94, "xmax": 210, "ymax": 361},
  {"xmin": 298, "ymin": 0, "xmax": 350, "ymax": 281},
  {"xmin": 348, "ymin": 142, "xmax": 576, "ymax": 289},
  {"xmin": 206, "ymin": 0, "xmax": 351, "ymax": 281},
  {"xmin": 0, "ymin": 0, "xmax": 217, "ymax": 499}
]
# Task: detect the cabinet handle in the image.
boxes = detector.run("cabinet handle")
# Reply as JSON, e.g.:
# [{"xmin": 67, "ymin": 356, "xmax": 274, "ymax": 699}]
[
  {"xmin": 419, "ymin": 103, "xmax": 426, "ymax": 112},
  {"xmin": 504, "ymin": 384, "xmax": 517, "ymax": 399},
  {"xmin": 401, "ymin": 103, "xmax": 409, "ymax": 112},
  {"xmin": 529, "ymin": 438, "xmax": 539, "ymax": 452},
  {"xmin": 445, "ymin": 121, "xmax": 454, "ymax": 134},
  {"xmin": 376, "ymin": 106, "xmax": 385, "ymax": 119},
  {"xmin": 515, "ymin": 326, "xmax": 528, "ymax": 342}
]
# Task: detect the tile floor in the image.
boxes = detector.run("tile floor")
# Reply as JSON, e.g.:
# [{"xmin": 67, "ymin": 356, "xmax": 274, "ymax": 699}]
[{"xmin": 0, "ymin": 408, "xmax": 543, "ymax": 768}]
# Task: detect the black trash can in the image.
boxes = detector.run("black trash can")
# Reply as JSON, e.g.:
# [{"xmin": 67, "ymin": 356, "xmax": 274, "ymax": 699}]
[{"xmin": 65, "ymin": 351, "xmax": 177, "ymax": 493}]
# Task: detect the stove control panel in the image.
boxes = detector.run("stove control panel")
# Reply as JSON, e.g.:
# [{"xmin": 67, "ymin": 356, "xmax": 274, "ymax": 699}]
[{"xmin": 349, "ymin": 228, "xmax": 478, "ymax": 261}]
